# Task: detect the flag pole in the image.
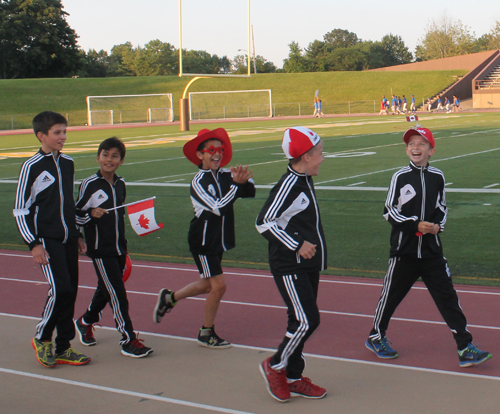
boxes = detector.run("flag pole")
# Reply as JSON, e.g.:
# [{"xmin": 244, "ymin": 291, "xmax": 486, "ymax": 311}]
[{"xmin": 106, "ymin": 196, "xmax": 156, "ymax": 212}]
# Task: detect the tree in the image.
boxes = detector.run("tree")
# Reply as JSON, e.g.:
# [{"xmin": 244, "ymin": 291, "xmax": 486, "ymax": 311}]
[
  {"xmin": 0, "ymin": 0, "xmax": 80, "ymax": 78},
  {"xmin": 108, "ymin": 42, "xmax": 136, "ymax": 76},
  {"xmin": 323, "ymin": 29, "xmax": 360, "ymax": 49},
  {"xmin": 415, "ymin": 13, "xmax": 478, "ymax": 61},
  {"xmin": 380, "ymin": 34, "xmax": 413, "ymax": 66},
  {"xmin": 232, "ymin": 54, "xmax": 277, "ymax": 74},
  {"xmin": 134, "ymin": 40, "xmax": 176, "ymax": 76},
  {"xmin": 77, "ymin": 49, "xmax": 109, "ymax": 78},
  {"xmin": 283, "ymin": 41, "xmax": 308, "ymax": 73}
]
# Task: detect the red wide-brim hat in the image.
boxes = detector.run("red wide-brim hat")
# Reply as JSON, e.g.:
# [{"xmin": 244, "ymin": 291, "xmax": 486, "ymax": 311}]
[{"xmin": 183, "ymin": 128, "xmax": 233, "ymax": 167}]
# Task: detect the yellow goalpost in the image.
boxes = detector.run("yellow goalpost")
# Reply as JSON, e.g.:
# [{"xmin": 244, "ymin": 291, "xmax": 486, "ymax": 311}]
[{"xmin": 178, "ymin": 0, "xmax": 252, "ymax": 131}]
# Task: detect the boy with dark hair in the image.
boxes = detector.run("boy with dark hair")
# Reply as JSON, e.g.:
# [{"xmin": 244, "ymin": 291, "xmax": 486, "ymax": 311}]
[
  {"xmin": 256, "ymin": 126, "xmax": 327, "ymax": 403},
  {"xmin": 365, "ymin": 126, "xmax": 492, "ymax": 368},
  {"xmin": 154, "ymin": 128, "xmax": 255, "ymax": 348},
  {"xmin": 14, "ymin": 111, "xmax": 90, "ymax": 368},
  {"xmin": 75, "ymin": 137, "xmax": 153, "ymax": 358}
]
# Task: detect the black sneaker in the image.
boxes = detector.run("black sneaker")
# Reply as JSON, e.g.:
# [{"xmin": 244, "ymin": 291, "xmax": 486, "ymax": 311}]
[
  {"xmin": 74, "ymin": 317, "xmax": 97, "ymax": 346},
  {"xmin": 197, "ymin": 326, "xmax": 231, "ymax": 349},
  {"xmin": 458, "ymin": 343, "xmax": 492, "ymax": 367},
  {"xmin": 153, "ymin": 288, "xmax": 176, "ymax": 323},
  {"xmin": 121, "ymin": 336, "xmax": 153, "ymax": 358}
]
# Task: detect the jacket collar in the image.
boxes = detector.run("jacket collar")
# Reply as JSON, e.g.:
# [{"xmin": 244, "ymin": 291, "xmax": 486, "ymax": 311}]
[
  {"xmin": 409, "ymin": 160, "xmax": 428, "ymax": 171},
  {"xmin": 97, "ymin": 170, "xmax": 121, "ymax": 184}
]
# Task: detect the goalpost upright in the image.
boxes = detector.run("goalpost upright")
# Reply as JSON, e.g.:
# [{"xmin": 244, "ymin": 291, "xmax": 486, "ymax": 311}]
[{"xmin": 178, "ymin": 0, "xmax": 253, "ymax": 131}]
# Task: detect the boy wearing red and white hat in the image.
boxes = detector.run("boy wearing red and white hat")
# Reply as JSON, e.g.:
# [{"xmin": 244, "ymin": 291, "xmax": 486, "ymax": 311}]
[
  {"xmin": 256, "ymin": 126, "xmax": 327, "ymax": 402},
  {"xmin": 365, "ymin": 127, "xmax": 492, "ymax": 367},
  {"xmin": 154, "ymin": 128, "xmax": 255, "ymax": 348}
]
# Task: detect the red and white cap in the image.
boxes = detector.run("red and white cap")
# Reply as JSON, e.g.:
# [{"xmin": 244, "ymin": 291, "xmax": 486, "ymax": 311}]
[
  {"xmin": 282, "ymin": 126, "xmax": 321, "ymax": 159},
  {"xmin": 403, "ymin": 127, "xmax": 435, "ymax": 148}
]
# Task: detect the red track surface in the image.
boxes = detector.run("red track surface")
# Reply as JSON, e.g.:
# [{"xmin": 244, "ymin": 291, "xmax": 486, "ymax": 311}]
[{"xmin": 1, "ymin": 248, "xmax": 499, "ymax": 378}]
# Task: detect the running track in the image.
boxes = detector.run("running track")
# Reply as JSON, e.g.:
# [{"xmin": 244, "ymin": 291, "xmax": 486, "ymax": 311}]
[{"xmin": 1, "ymin": 248, "xmax": 499, "ymax": 378}]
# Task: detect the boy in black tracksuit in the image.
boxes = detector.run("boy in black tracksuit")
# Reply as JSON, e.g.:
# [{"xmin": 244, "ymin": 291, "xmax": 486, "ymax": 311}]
[
  {"xmin": 154, "ymin": 128, "xmax": 255, "ymax": 348},
  {"xmin": 75, "ymin": 137, "xmax": 152, "ymax": 358},
  {"xmin": 256, "ymin": 126, "xmax": 327, "ymax": 403},
  {"xmin": 14, "ymin": 111, "xmax": 90, "ymax": 368},
  {"xmin": 366, "ymin": 126, "xmax": 492, "ymax": 368}
]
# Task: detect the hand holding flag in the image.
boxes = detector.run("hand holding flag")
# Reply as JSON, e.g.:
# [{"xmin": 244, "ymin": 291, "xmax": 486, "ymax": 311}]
[{"xmin": 107, "ymin": 196, "xmax": 163, "ymax": 237}]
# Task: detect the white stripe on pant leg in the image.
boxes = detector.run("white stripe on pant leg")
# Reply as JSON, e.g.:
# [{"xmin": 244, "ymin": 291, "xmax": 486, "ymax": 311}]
[
  {"xmin": 95, "ymin": 259, "xmax": 130, "ymax": 344},
  {"xmin": 274, "ymin": 275, "xmax": 309, "ymax": 371},
  {"xmin": 372, "ymin": 257, "xmax": 397, "ymax": 339},
  {"xmin": 35, "ymin": 262, "xmax": 57, "ymax": 340}
]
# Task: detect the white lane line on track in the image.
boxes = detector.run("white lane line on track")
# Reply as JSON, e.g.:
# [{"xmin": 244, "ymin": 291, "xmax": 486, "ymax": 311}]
[
  {"xmin": 1, "ymin": 312, "xmax": 500, "ymax": 382},
  {"xmin": 1, "ymin": 251, "xmax": 499, "ymax": 297},
  {"xmin": 0, "ymin": 367, "xmax": 256, "ymax": 414},
  {"xmin": 2, "ymin": 277, "xmax": 500, "ymax": 331}
]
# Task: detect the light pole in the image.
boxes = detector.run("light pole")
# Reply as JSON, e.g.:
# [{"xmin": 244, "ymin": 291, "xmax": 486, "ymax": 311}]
[{"xmin": 238, "ymin": 48, "xmax": 257, "ymax": 74}]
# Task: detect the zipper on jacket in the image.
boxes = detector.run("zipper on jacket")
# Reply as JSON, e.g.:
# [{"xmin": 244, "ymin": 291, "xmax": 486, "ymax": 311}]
[
  {"xmin": 418, "ymin": 167, "xmax": 426, "ymax": 259},
  {"xmin": 54, "ymin": 154, "xmax": 69, "ymax": 243}
]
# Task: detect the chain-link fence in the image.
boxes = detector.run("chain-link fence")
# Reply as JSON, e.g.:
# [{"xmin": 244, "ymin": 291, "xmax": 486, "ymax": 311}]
[{"xmin": 0, "ymin": 111, "xmax": 88, "ymax": 130}]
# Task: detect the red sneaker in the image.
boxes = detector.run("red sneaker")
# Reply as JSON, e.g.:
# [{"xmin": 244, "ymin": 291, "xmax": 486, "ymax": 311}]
[
  {"xmin": 288, "ymin": 376, "xmax": 327, "ymax": 399},
  {"xmin": 259, "ymin": 357, "xmax": 290, "ymax": 402}
]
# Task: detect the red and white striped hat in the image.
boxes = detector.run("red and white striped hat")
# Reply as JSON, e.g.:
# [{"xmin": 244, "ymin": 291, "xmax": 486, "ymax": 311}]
[
  {"xmin": 282, "ymin": 126, "xmax": 321, "ymax": 159},
  {"xmin": 403, "ymin": 127, "xmax": 435, "ymax": 148}
]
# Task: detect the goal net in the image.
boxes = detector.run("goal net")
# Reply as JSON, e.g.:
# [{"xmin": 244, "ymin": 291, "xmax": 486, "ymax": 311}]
[
  {"xmin": 86, "ymin": 94, "xmax": 174, "ymax": 126},
  {"xmin": 189, "ymin": 89, "xmax": 272, "ymax": 121}
]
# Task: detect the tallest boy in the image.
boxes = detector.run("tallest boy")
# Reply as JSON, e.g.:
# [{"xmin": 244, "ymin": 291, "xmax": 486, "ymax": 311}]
[{"xmin": 14, "ymin": 111, "xmax": 90, "ymax": 368}]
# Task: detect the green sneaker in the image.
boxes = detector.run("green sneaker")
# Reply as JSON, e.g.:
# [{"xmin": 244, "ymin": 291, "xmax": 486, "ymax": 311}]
[
  {"xmin": 55, "ymin": 347, "xmax": 91, "ymax": 365},
  {"xmin": 32, "ymin": 338, "xmax": 56, "ymax": 368}
]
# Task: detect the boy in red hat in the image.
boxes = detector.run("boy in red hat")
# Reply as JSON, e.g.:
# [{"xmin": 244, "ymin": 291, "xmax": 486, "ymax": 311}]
[
  {"xmin": 256, "ymin": 126, "xmax": 327, "ymax": 402},
  {"xmin": 154, "ymin": 128, "xmax": 255, "ymax": 348},
  {"xmin": 365, "ymin": 127, "xmax": 492, "ymax": 367}
]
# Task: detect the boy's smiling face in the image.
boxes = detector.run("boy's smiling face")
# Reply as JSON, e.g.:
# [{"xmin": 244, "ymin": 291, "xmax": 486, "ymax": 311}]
[
  {"xmin": 97, "ymin": 147, "xmax": 124, "ymax": 177},
  {"xmin": 405, "ymin": 134, "xmax": 435, "ymax": 166},
  {"xmin": 196, "ymin": 139, "xmax": 224, "ymax": 171}
]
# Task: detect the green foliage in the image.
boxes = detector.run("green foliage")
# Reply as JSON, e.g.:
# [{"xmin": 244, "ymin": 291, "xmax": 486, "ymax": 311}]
[
  {"xmin": 415, "ymin": 14, "xmax": 493, "ymax": 61},
  {"xmin": 284, "ymin": 28, "xmax": 413, "ymax": 73},
  {"xmin": 0, "ymin": 0, "xmax": 80, "ymax": 79}
]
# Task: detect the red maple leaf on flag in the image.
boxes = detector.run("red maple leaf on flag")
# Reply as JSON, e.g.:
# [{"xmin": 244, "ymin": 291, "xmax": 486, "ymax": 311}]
[{"xmin": 138, "ymin": 214, "xmax": 150, "ymax": 229}]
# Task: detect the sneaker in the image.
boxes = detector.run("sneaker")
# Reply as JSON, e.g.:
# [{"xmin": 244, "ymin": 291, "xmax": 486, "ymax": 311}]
[
  {"xmin": 32, "ymin": 338, "xmax": 56, "ymax": 368},
  {"xmin": 121, "ymin": 337, "xmax": 153, "ymax": 358},
  {"xmin": 365, "ymin": 336, "xmax": 398, "ymax": 359},
  {"xmin": 153, "ymin": 288, "xmax": 176, "ymax": 323},
  {"xmin": 458, "ymin": 343, "xmax": 492, "ymax": 368},
  {"xmin": 55, "ymin": 348, "xmax": 91, "ymax": 365},
  {"xmin": 74, "ymin": 317, "xmax": 96, "ymax": 346},
  {"xmin": 259, "ymin": 357, "xmax": 290, "ymax": 402},
  {"xmin": 197, "ymin": 326, "xmax": 231, "ymax": 349},
  {"xmin": 288, "ymin": 376, "xmax": 327, "ymax": 399}
]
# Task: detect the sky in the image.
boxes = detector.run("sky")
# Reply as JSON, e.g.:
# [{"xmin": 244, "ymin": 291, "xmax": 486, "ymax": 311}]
[{"xmin": 62, "ymin": 0, "xmax": 499, "ymax": 68}]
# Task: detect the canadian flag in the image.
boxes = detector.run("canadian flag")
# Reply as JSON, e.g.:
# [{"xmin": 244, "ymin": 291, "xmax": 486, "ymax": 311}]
[
  {"xmin": 127, "ymin": 197, "xmax": 164, "ymax": 236},
  {"xmin": 406, "ymin": 115, "xmax": 419, "ymax": 122}
]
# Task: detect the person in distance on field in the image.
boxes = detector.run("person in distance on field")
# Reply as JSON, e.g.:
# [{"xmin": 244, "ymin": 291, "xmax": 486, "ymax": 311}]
[
  {"xmin": 154, "ymin": 128, "xmax": 255, "ymax": 348},
  {"xmin": 256, "ymin": 126, "xmax": 327, "ymax": 402},
  {"xmin": 365, "ymin": 126, "xmax": 492, "ymax": 368},
  {"xmin": 74, "ymin": 137, "xmax": 153, "ymax": 358},
  {"xmin": 14, "ymin": 111, "xmax": 90, "ymax": 368}
]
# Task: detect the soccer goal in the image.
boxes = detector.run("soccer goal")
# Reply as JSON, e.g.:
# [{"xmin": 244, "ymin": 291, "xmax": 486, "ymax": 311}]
[
  {"xmin": 188, "ymin": 89, "xmax": 272, "ymax": 121},
  {"xmin": 86, "ymin": 93, "xmax": 174, "ymax": 126}
]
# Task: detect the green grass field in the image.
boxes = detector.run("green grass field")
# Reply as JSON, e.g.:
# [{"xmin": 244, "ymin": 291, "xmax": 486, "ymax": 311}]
[
  {"xmin": 1, "ymin": 112, "xmax": 499, "ymax": 285},
  {"xmin": 0, "ymin": 70, "xmax": 467, "ymax": 128}
]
